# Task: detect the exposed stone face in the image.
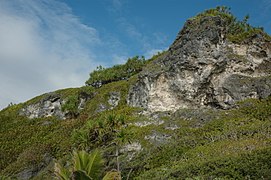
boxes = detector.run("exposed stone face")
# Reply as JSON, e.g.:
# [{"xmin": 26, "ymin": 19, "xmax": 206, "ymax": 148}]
[
  {"xmin": 19, "ymin": 92, "xmax": 92, "ymax": 119},
  {"xmin": 144, "ymin": 131, "xmax": 171, "ymax": 145},
  {"xmin": 108, "ymin": 92, "xmax": 121, "ymax": 108},
  {"xmin": 128, "ymin": 16, "xmax": 271, "ymax": 111},
  {"xmin": 19, "ymin": 94, "xmax": 66, "ymax": 119}
]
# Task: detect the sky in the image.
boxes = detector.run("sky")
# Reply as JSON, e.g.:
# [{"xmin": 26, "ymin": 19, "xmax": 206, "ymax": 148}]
[{"xmin": 0, "ymin": 0, "xmax": 271, "ymax": 109}]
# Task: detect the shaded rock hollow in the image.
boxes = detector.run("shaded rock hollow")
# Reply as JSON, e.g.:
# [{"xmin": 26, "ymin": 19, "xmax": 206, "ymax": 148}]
[{"xmin": 128, "ymin": 15, "xmax": 271, "ymax": 111}]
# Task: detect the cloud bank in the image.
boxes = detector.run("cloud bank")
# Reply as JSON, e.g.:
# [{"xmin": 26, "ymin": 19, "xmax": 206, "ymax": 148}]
[
  {"xmin": 0, "ymin": 0, "xmax": 100, "ymax": 109},
  {"xmin": 0, "ymin": 0, "xmax": 168, "ymax": 110}
]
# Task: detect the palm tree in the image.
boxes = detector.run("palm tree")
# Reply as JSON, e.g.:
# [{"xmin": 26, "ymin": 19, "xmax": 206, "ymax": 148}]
[
  {"xmin": 73, "ymin": 149, "xmax": 104, "ymax": 179},
  {"xmin": 54, "ymin": 149, "xmax": 104, "ymax": 180}
]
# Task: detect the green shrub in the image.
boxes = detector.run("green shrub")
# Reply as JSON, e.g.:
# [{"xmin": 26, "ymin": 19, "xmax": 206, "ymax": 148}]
[
  {"xmin": 54, "ymin": 149, "xmax": 104, "ymax": 180},
  {"xmin": 61, "ymin": 95, "xmax": 79, "ymax": 118},
  {"xmin": 238, "ymin": 97, "xmax": 271, "ymax": 120},
  {"xmin": 72, "ymin": 113, "xmax": 128, "ymax": 149},
  {"xmin": 85, "ymin": 56, "xmax": 146, "ymax": 87}
]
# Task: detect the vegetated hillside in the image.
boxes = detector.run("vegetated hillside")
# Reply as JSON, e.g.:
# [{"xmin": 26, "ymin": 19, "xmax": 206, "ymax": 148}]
[{"xmin": 1, "ymin": 6, "xmax": 271, "ymax": 180}]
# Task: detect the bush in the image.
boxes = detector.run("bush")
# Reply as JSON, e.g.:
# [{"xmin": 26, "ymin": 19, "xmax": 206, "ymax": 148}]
[
  {"xmin": 72, "ymin": 113, "xmax": 127, "ymax": 149},
  {"xmin": 85, "ymin": 56, "xmax": 146, "ymax": 87},
  {"xmin": 61, "ymin": 95, "xmax": 79, "ymax": 118}
]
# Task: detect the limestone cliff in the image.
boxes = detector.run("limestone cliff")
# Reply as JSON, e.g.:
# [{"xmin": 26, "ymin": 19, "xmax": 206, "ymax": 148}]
[{"xmin": 128, "ymin": 13, "xmax": 271, "ymax": 112}]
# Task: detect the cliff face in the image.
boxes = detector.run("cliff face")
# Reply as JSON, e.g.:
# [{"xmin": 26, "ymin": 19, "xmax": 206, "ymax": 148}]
[{"xmin": 128, "ymin": 15, "xmax": 271, "ymax": 111}]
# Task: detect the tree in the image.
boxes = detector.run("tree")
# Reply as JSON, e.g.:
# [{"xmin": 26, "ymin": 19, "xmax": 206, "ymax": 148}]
[{"xmin": 71, "ymin": 114, "xmax": 129, "ymax": 178}]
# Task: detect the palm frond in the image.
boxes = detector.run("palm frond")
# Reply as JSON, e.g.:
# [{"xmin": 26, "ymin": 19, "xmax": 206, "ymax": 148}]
[
  {"xmin": 73, "ymin": 170, "xmax": 92, "ymax": 180},
  {"xmin": 54, "ymin": 162, "xmax": 71, "ymax": 180},
  {"xmin": 86, "ymin": 149, "xmax": 104, "ymax": 179},
  {"xmin": 73, "ymin": 149, "xmax": 104, "ymax": 180},
  {"xmin": 102, "ymin": 171, "xmax": 121, "ymax": 180}
]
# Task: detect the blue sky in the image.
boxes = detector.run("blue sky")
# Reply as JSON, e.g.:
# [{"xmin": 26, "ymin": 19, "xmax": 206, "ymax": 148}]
[
  {"xmin": 63, "ymin": 0, "xmax": 271, "ymax": 61},
  {"xmin": 0, "ymin": 0, "xmax": 270, "ymax": 109}
]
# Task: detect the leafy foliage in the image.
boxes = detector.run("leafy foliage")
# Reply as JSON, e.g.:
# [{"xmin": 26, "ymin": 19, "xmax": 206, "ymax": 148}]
[
  {"xmin": 102, "ymin": 171, "xmax": 121, "ymax": 180},
  {"xmin": 85, "ymin": 56, "xmax": 146, "ymax": 87},
  {"xmin": 0, "ymin": 88, "xmax": 88, "ymax": 178},
  {"xmin": 73, "ymin": 149, "xmax": 104, "ymax": 178},
  {"xmin": 61, "ymin": 95, "xmax": 79, "ymax": 118},
  {"xmin": 72, "ymin": 113, "xmax": 128, "ymax": 149},
  {"xmin": 54, "ymin": 161, "xmax": 71, "ymax": 180},
  {"xmin": 238, "ymin": 97, "xmax": 271, "ymax": 120},
  {"xmin": 54, "ymin": 149, "xmax": 104, "ymax": 180},
  {"xmin": 0, "ymin": 175, "xmax": 12, "ymax": 180},
  {"xmin": 124, "ymin": 98, "xmax": 271, "ymax": 179}
]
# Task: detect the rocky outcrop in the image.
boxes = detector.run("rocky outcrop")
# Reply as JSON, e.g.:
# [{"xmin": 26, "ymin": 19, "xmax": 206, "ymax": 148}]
[
  {"xmin": 128, "ymin": 15, "xmax": 271, "ymax": 112},
  {"xmin": 19, "ymin": 93, "xmax": 66, "ymax": 119},
  {"xmin": 19, "ymin": 92, "xmax": 92, "ymax": 119},
  {"xmin": 108, "ymin": 92, "xmax": 121, "ymax": 108},
  {"xmin": 96, "ymin": 92, "xmax": 121, "ymax": 113}
]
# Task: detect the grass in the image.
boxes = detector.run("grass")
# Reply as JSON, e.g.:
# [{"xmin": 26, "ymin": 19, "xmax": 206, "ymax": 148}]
[
  {"xmin": 0, "ymin": 73, "xmax": 140, "ymax": 178},
  {"xmin": 2, "ymin": 81, "xmax": 271, "ymax": 179},
  {"xmin": 123, "ymin": 98, "xmax": 271, "ymax": 179},
  {"xmin": 1, "ymin": 7, "xmax": 271, "ymax": 179}
]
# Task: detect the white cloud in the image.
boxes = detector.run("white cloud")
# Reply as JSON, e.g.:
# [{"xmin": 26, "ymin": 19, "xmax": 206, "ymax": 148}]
[{"xmin": 0, "ymin": 0, "xmax": 100, "ymax": 109}]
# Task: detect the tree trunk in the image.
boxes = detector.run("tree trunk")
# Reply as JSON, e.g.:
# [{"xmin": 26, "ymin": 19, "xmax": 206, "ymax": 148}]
[{"xmin": 116, "ymin": 146, "xmax": 120, "ymax": 172}]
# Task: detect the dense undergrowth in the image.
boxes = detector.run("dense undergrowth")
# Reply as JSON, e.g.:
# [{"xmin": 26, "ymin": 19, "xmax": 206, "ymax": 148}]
[
  {"xmin": 85, "ymin": 52, "xmax": 166, "ymax": 88},
  {"xmin": 0, "ymin": 104, "xmax": 84, "ymax": 177},
  {"xmin": 127, "ymin": 98, "xmax": 271, "ymax": 179},
  {"xmin": 85, "ymin": 56, "xmax": 146, "ymax": 87},
  {"xmin": 1, "ymin": 94, "xmax": 271, "ymax": 179},
  {"xmin": 0, "ymin": 69, "xmax": 140, "ymax": 179},
  {"xmin": 1, "ymin": 6, "xmax": 271, "ymax": 179}
]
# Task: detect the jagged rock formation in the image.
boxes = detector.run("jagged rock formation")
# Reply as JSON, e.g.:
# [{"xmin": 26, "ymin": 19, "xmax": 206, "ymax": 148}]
[
  {"xmin": 19, "ymin": 92, "xmax": 92, "ymax": 119},
  {"xmin": 108, "ymin": 92, "xmax": 121, "ymax": 108},
  {"xmin": 19, "ymin": 93, "xmax": 66, "ymax": 119},
  {"xmin": 128, "ymin": 15, "xmax": 271, "ymax": 111}
]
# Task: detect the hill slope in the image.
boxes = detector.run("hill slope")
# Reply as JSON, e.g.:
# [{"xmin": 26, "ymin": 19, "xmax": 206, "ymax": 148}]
[{"xmin": 1, "ymin": 7, "xmax": 271, "ymax": 179}]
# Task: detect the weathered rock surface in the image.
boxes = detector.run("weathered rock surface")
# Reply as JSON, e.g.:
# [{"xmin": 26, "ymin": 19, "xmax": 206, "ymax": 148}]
[
  {"xmin": 19, "ymin": 93, "xmax": 66, "ymax": 119},
  {"xmin": 19, "ymin": 92, "xmax": 92, "ymax": 119},
  {"xmin": 128, "ymin": 16, "xmax": 271, "ymax": 112},
  {"xmin": 144, "ymin": 131, "xmax": 172, "ymax": 145},
  {"xmin": 108, "ymin": 92, "xmax": 121, "ymax": 108}
]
